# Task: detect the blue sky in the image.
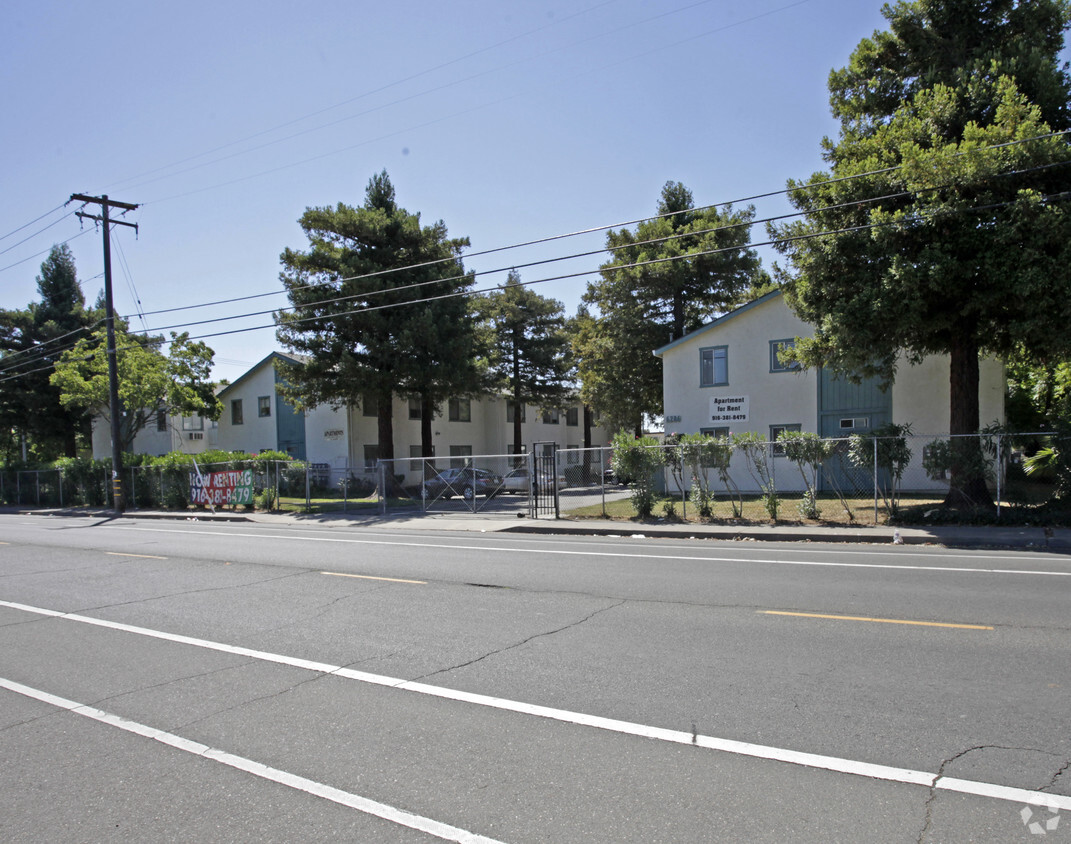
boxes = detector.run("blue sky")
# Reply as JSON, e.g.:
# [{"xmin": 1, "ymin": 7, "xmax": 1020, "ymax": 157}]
[{"xmin": 2, "ymin": 0, "xmax": 998, "ymax": 382}]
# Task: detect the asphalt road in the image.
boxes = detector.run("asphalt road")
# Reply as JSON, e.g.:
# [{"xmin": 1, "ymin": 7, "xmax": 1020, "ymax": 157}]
[{"xmin": 1, "ymin": 513, "xmax": 1068, "ymax": 842}]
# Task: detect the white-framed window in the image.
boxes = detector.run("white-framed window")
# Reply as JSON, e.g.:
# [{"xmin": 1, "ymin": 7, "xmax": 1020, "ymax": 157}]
[
  {"xmin": 541, "ymin": 408, "xmax": 560, "ymax": 424},
  {"xmin": 770, "ymin": 423, "xmax": 802, "ymax": 456},
  {"xmin": 700, "ymin": 426, "xmax": 730, "ymax": 439},
  {"xmin": 770, "ymin": 339, "xmax": 801, "ymax": 373},
  {"xmin": 258, "ymin": 396, "xmax": 272, "ymax": 417},
  {"xmin": 506, "ymin": 401, "xmax": 525, "ymax": 423},
  {"xmin": 449, "ymin": 397, "xmax": 471, "ymax": 422},
  {"xmin": 182, "ymin": 415, "xmax": 203, "ymax": 431},
  {"xmin": 449, "ymin": 444, "xmax": 472, "ymax": 468},
  {"xmin": 409, "ymin": 444, "xmax": 434, "ymax": 471},
  {"xmin": 566, "ymin": 407, "xmax": 579, "ymax": 426},
  {"xmin": 700, "ymin": 346, "xmax": 728, "ymax": 387},
  {"xmin": 408, "ymin": 397, "xmax": 422, "ymax": 420},
  {"xmin": 363, "ymin": 444, "xmax": 379, "ymax": 468}
]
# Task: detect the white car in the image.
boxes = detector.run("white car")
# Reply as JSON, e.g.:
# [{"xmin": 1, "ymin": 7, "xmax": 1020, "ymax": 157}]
[{"xmin": 500, "ymin": 467, "xmax": 567, "ymax": 494}]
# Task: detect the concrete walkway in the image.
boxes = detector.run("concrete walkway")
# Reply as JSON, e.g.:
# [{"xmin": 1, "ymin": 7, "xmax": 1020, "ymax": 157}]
[{"xmin": 5, "ymin": 505, "xmax": 1071, "ymax": 552}]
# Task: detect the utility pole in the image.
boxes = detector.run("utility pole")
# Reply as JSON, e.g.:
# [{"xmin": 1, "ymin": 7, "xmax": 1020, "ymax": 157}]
[{"xmin": 69, "ymin": 193, "xmax": 139, "ymax": 514}]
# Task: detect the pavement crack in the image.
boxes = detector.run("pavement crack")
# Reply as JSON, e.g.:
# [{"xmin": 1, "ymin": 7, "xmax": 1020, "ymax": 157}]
[
  {"xmin": 410, "ymin": 598, "xmax": 627, "ymax": 683},
  {"xmin": 1044, "ymin": 758, "xmax": 1071, "ymax": 792}
]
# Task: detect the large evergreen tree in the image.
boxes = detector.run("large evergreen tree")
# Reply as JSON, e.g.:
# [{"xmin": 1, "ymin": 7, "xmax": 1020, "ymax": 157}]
[
  {"xmin": 275, "ymin": 171, "xmax": 484, "ymax": 462},
  {"xmin": 771, "ymin": 0, "xmax": 1071, "ymax": 507},
  {"xmin": 482, "ymin": 270, "xmax": 573, "ymax": 454},
  {"xmin": 0, "ymin": 245, "xmax": 97, "ymax": 459},
  {"xmin": 577, "ymin": 181, "xmax": 763, "ymax": 434}
]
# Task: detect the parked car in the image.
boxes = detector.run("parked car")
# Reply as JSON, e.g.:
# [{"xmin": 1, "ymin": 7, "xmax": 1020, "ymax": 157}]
[
  {"xmin": 501, "ymin": 467, "xmax": 567, "ymax": 494},
  {"xmin": 422, "ymin": 467, "xmax": 503, "ymax": 500}
]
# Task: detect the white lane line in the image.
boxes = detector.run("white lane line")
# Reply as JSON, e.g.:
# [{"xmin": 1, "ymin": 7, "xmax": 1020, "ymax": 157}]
[
  {"xmin": 3, "ymin": 598, "xmax": 1068, "ymax": 812},
  {"xmin": 0, "ymin": 678, "xmax": 504, "ymax": 844},
  {"xmin": 107, "ymin": 524, "xmax": 1071, "ymax": 578}
]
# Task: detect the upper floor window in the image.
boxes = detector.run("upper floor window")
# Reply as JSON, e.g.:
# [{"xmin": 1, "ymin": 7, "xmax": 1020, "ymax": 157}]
[
  {"xmin": 566, "ymin": 407, "xmax": 579, "ymax": 426},
  {"xmin": 258, "ymin": 396, "xmax": 272, "ymax": 417},
  {"xmin": 700, "ymin": 346, "xmax": 728, "ymax": 387},
  {"xmin": 449, "ymin": 397, "xmax": 471, "ymax": 422},
  {"xmin": 506, "ymin": 401, "xmax": 525, "ymax": 423},
  {"xmin": 408, "ymin": 397, "xmax": 422, "ymax": 419},
  {"xmin": 156, "ymin": 409, "xmax": 167, "ymax": 432},
  {"xmin": 770, "ymin": 339, "xmax": 801, "ymax": 373},
  {"xmin": 231, "ymin": 399, "xmax": 244, "ymax": 426},
  {"xmin": 541, "ymin": 408, "xmax": 560, "ymax": 424},
  {"xmin": 362, "ymin": 395, "xmax": 378, "ymax": 417}
]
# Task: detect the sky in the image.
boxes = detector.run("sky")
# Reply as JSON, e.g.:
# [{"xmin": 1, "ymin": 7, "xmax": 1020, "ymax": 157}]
[{"xmin": 1, "ymin": 0, "xmax": 963, "ymax": 383}]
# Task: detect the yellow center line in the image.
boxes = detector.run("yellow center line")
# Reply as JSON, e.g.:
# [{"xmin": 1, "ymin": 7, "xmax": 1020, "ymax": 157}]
[
  {"xmin": 322, "ymin": 571, "xmax": 426, "ymax": 585},
  {"xmin": 760, "ymin": 610, "xmax": 993, "ymax": 630},
  {"xmin": 106, "ymin": 552, "xmax": 168, "ymax": 560}
]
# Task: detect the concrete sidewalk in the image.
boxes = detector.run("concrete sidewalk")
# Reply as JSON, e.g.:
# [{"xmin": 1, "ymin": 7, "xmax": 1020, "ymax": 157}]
[{"xmin": 5, "ymin": 505, "xmax": 1071, "ymax": 552}]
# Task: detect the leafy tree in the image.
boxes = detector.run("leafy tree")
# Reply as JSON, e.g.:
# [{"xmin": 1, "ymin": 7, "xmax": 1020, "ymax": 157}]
[
  {"xmin": 276, "ymin": 171, "xmax": 482, "ymax": 462},
  {"xmin": 50, "ymin": 328, "xmax": 220, "ymax": 453},
  {"xmin": 482, "ymin": 270, "xmax": 573, "ymax": 454},
  {"xmin": 579, "ymin": 181, "xmax": 764, "ymax": 434},
  {"xmin": 0, "ymin": 245, "xmax": 98, "ymax": 460},
  {"xmin": 771, "ymin": 0, "xmax": 1071, "ymax": 507}
]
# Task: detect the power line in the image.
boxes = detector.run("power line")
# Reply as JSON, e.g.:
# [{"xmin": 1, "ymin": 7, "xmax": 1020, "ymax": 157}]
[{"xmin": 125, "ymin": 128, "xmax": 1071, "ymax": 323}]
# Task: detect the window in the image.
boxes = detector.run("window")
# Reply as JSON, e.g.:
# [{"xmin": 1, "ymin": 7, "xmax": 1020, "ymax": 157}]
[
  {"xmin": 566, "ymin": 407, "xmax": 579, "ymax": 426},
  {"xmin": 182, "ymin": 415, "xmax": 203, "ymax": 431},
  {"xmin": 700, "ymin": 346, "xmax": 728, "ymax": 387},
  {"xmin": 231, "ymin": 399, "xmax": 243, "ymax": 425},
  {"xmin": 408, "ymin": 397, "xmax": 422, "ymax": 420},
  {"xmin": 363, "ymin": 445, "xmax": 379, "ymax": 468},
  {"xmin": 449, "ymin": 444, "xmax": 472, "ymax": 469},
  {"xmin": 508, "ymin": 444, "xmax": 527, "ymax": 455},
  {"xmin": 770, "ymin": 339, "xmax": 801, "ymax": 373},
  {"xmin": 409, "ymin": 444, "xmax": 434, "ymax": 472},
  {"xmin": 258, "ymin": 396, "xmax": 271, "ymax": 417},
  {"xmin": 506, "ymin": 401, "xmax": 525, "ymax": 423},
  {"xmin": 449, "ymin": 397, "xmax": 471, "ymax": 422},
  {"xmin": 700, "ymin": 427, "xmax": 730, "ymax": 439},
  {"xmin": 362, "ymin": 395, "xmax": 378, "ymax": 417},
  {"xmin": 156, "ymin": 409, "xmax": 167, "ymax": 432},
  {"xmin": 770, "ymin": 423, "xmax": 802, "ymax": 456},
  {"xmin": 541, "ymin": 408, "xmax": 560, "ymax": 424},
  {"xmin": 566, "ymin": 445, "xmax": 579, "ymax": 464}
]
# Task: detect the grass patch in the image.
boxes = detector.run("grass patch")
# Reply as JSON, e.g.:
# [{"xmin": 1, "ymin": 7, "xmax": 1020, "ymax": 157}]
[{"xmin": 274, "ymin": 496, "xmax": 420, "ymax": 514}]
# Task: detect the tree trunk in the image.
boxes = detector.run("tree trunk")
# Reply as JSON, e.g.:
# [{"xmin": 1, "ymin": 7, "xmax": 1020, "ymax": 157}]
[
  {"xmin": 582, "ymin": 404, "xmax": 593, "ymax": 484},
  {"xmin": 420, "ymin": 396, "xmax": 434, "ymax": 458},
  {"xmin": 512, "ymin": 341, "xmax": 523, "ymax": 454},
  {"xmin": 376, "ymin": 392, "xmax": 394, "ymax": 463},
  {"xmin": 945, "ymin": 335, "xmax": 992, "ymax": 508}
]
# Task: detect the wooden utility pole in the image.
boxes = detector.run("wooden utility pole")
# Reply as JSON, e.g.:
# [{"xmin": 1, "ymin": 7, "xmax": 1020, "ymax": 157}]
[{"xmin": 69, "ymin": 193, "xmax": 139, "ymax": 514}]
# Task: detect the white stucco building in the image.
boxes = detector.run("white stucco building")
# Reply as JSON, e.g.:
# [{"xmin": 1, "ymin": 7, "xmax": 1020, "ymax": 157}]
[{"xmin": 653, "ymin": 290, "xmax": 1005, "ymax": 492}]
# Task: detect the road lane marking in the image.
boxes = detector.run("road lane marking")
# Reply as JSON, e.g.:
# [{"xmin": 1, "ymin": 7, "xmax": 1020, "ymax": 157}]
[
  {"xmin": 0, "ymin": 677, "xmax": 505, "ymax": 844},
  {"xmin": 322, "ymin": 571, "xmax": 426, "ymax": 584},
  {"xmin": 761, "ymin": 611, "xmax": 993, "ymax": 630},
  {"xmin": 2, "ymin": 598, "xmax": 1067, "ymax": 812},
  {"xmin": 106, "ymin": 551, "xmax": 167, "ymax": 560},
  {"xmin": 101, "ymin": 525, "xmax": 1071, "ymax": 578}
]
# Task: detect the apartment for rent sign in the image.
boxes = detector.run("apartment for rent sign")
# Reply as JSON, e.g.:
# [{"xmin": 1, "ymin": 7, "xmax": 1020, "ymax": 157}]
[
  {"xmin": 190, "ymin": 469, "xmax": 254, "ymax": 506},
  {"xmin": 709, "ymin": 395, "xmax": 749, "ymax": 424}
]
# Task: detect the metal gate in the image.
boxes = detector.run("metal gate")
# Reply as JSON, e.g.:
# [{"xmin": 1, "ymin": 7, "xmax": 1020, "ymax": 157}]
[{"xmin": 532, "ymin": 442, "xmax": 559, "ymax": 518}]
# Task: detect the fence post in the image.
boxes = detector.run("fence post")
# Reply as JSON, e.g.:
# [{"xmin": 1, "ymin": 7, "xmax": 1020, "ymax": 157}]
[
  {"xmin": 58, "ymin": 469, "xmax": 63, "ymax": 509},
  {"xmin": 305, "ymin": 462, "xmax": 311, "ymax": 512},
  {"xmin": 995, "ymin": 433, "xmax": 1003, "ymax": 519},
  {"xmin": 873, "ymin": 436, "xmax": 879, "ymax": 525},
  {"xmin": 601, "ymin": 446, "xmax": 607, "ymax": 518},
  {"xmin": 36, "ymin": 470, "xmax": 41, "ymax": 506},
  {"xmin": 378, "ymin": 462, "xmax": 387, "ymax": 516}
]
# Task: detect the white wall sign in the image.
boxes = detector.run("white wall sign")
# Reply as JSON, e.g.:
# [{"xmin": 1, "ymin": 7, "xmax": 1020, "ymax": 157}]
[{"xmin": 709, "ymin": 395, "xmax": 749, "ymax": 424}]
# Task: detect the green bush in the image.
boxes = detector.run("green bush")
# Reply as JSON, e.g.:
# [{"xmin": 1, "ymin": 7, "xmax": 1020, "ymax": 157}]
[{"xmin": 610, "ymin": 431, "xmax": 663, "ymax": 518}]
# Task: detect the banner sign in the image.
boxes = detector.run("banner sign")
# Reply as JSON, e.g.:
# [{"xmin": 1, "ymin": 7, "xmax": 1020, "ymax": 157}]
[
  {"xmin": 190, "ymin": 469, "xmax": 254, "ymax": 506},
  {"xmin": 709, "ymin": 395, "xmax": 749, "ymax": 424}
]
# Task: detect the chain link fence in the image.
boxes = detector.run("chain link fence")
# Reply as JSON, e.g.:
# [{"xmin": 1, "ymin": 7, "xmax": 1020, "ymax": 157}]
[{"xmin": 1, "ymin": 432, "xmax": 1061, "ymax": 522}]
